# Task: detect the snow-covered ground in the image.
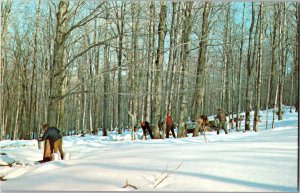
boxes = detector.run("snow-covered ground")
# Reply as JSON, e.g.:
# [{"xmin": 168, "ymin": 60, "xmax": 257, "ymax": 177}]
[{"xmin": 0, "ymin": 107, "xmax": 298, "ymax": 192}]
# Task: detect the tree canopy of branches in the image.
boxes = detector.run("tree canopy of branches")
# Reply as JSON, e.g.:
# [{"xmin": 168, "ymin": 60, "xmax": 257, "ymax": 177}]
[{"xmin": 0, "ymin": 1, "xmax": 298, "ymax": 140}]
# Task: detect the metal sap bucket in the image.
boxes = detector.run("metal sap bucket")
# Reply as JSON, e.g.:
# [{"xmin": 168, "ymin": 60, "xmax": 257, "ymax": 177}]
[{"xmin": 38, "ymin": 140, "xmax": 44, "ymax": 150}]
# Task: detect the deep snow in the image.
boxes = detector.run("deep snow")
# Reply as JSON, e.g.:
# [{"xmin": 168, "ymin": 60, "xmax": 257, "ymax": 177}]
[{"xmin": 0, "ymin": 106, "xmax": 298, "ymax": 192}]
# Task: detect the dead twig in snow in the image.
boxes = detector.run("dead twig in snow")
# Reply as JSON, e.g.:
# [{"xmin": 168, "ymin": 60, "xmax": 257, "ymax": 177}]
[
  {"xmin": 122, "ymin": 179, "xmax": 138, "ymax": 189},
  {"xmin": 154, "ymin": 163, "xmax": 182, "ymax": 188},
  {"xmin": 154, "ymin": 163, "xmax": 169, "ymax": 182}
]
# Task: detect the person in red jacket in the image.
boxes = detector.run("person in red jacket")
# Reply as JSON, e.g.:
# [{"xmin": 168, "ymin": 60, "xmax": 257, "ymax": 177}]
[{"xmin": 166, "ymin": 114, "xmax": 176, "ymax": 138}]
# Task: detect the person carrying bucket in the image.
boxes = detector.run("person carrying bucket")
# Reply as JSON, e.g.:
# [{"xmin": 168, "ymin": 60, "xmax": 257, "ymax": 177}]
[{"xmin": 40, "ymin": 124, "xmax": 64, "ymax": 161}]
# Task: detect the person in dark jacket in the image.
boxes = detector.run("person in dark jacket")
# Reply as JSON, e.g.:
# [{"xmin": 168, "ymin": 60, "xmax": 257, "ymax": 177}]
[
  {"xmin": 141, "ymin": 121, "xmax": 154, "ymax": 139},
  {"xmin": 41, "ymin": 124, "xmax": 64, "ymax": 160}
]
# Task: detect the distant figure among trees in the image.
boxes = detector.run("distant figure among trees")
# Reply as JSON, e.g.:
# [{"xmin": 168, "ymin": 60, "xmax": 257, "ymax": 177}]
[
  {"xmin": 166, "ymin": 114, "xmax": 176, "ymax": 138},
  {"xmin": 216, "ymin": 109, "xmax": 228, "ymax": 135},
  {"xmin": 132, "ymin": 125, "xmax": 139, "ymax": 140}
]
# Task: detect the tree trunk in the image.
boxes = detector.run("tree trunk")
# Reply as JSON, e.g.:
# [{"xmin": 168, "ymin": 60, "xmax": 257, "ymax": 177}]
[
  {"xmin": 237, "ymin": 3, "xmax": 245, "ymax": 131},
  {"xmin": 144, "ymin": 2, "xmax": 155, "ymax": 123},
  {"xmin": 48, "ymin": 0, "xmax": 69, "ymax": 128},
  {"xmin": 192, "ymin": 2, "xmax": 210, "ymax": 119},
  {"xmin": 268, "ymin": 5, "xmax": 280, "ymax": 108},
  {"xmin": 28, "ymin": 0, "xmax": 41, "ymax": 139},
  {"xmin": 253, "ymin": 2, "xmax": 263, "ymax": 132},
  {"xmin": 129, "ymin": 2, "xmax": 140, "ymax": 133},
  {"xmin": 103, "ymin": 3, "xmax": 110, "ymax": 132},
  {"xmin": 224, "ymin": 3, "xmax": 231, "ymax": 119},
  {"xmin": 153, "ymin": 2, "xmax": 167, "ymax": 139},
  {"xmin": 272, "ymin": 84, "xmax": 279, "ymax": 129},
  {"xmin": 266, "ymin": 4, "xmax": 279, "ymax": 129},
  {"xmin": 245, "ymin": 3, "xmax": 255, "ymax": 131},
  {"xmin": 165, "ymin": 2, "xmax": 177, "ymax": 116},
  {"xmin": 115, "ymin": 3, "xmax": 125, "ymax": 129},
  {"xmin": 167, "ymin": 3, "xmax": 181, "ymax": 118},
  {"xmin": 178, "ymin": 2, "xmax": 193, "ymax": 138},
  {"xmin": 278, "ymin": 2, "xmax": 287, "ymax": 121},
  {"xmin": 294, "ymin": 3, "xmax": 299, "ymax": 112}
]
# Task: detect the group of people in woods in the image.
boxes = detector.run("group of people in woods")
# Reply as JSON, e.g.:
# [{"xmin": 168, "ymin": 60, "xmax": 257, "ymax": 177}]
[
  {"xmin": 38, "ymin": 108, "xmax": 229, "ymax": 162},
  {"xmin": 138, "ymin": 114, "xmax": 177, "ymax": 140},
  {"xmin": 130, "ymin": 108, "xmax": 230, "ymax": 140}
]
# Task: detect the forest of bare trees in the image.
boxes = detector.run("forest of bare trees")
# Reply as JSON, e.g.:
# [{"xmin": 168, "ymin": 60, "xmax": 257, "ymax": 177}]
[{"xmin": 0, "ymin": 1, "xmax": 298, "ymax": 140}]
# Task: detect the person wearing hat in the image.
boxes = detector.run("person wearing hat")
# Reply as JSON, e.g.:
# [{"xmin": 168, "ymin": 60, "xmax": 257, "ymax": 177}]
[
  {"xmin": 216, "ymin": 109, "xmax": 228, "ymax": 135},
  {"xmin": 41, "ymin": 124, "xmax": 64, "ymax": 160}
]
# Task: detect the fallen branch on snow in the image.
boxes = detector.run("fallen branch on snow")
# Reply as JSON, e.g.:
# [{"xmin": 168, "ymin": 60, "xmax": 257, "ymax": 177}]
[
  {"xmin": 122, "ymin": 179, "xmax": 138, "ymax": 189},
  {"xmin": 154, "ymin": 162, "xmax": 182, "ymax": 188}
]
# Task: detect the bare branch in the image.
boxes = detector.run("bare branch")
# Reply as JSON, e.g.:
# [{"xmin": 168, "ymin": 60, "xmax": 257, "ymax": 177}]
[
  {"xmin": 64, "ymin": 2, "xmax": 105, "ymax": 39},
  {"xmin": 122, "ymin": 179, "xmax": 138, "ymax": 189},
  {"xmin": 154, "ymin": 163, "xmax": 182, "ymax": 188},
  {"xmin": 56, "ymin": 35, "xmax": 119, "ymax": 77}
]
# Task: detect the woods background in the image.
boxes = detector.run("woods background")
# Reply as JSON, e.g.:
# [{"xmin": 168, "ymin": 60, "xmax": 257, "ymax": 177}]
[{"xmin": 0, "ymin": 1, "xmax": 299, "ymax": 140}]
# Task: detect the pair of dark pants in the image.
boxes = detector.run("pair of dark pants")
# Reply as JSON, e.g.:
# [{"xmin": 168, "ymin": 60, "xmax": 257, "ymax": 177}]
[
  {"xmin": 166, "ymin": 125, "xmax": 176, "ymax": 138},
  {"xmin": 142, "ymin": 127, "xmax": 154, "ymax": 139}
]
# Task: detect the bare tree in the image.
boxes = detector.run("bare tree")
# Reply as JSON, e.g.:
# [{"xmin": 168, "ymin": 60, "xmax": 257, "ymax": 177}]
[
  {"xmin": 266, "ymin": 4, "xmax": 280, "ymax": 129},
  {"xmin": 113, "ymin": 2, "xmax": 126, "ymax": 131},
  {"xmin": 178, "ymin": 2, "xmax": 193, "ymax": 138},
  {"xmin": 236, "ymin": 2, "xmax": 245, "ymax": 131},
  {"xmin": 152, "ymin": 2, "xmax": 167, "ymax": 139},
  {"xmin": 295, "ymin": 3, "xmax": 299, "ymax": 112},
  {"xmin": 102, "ymin": 2, "xmax": 110, "ymax": 135},
  {"xmin": 48, "ymin": 1, "xmax": 108, "ymax": 129},
  {"xmin": 245, "ymin": 2, "xmax": 255, "ymax": 131},
  {"xmin": 27, "ymin": 0, "xmax": 42, "ymax": 139},
  {"xmin": 128, "ymin": 2, "xmax": 141, "ymax": 132},
  {"xmin": 165, "ymin": 2, "xmax": 181, "ymax": 117},
  {"xmin": 143, "ymin": 2, "xmax": 155, "ymax": 123},
  {"xmin": 277, "ymin": 2, "xmax": 287, "ymax": 120},
  {"xmin": 253, "ymin": 2, "xmax": 264, "ymax": 132},
  {"xmin": 0, "ymin": 0, "xmax": 12, "ymax": 140},
  {"xmin": 224, "ymin": 3, "xmax": 231, "ymax": 117},
  {"xmin": 192, "ymin": 2, "xmax": 210, "ymax": 120}
]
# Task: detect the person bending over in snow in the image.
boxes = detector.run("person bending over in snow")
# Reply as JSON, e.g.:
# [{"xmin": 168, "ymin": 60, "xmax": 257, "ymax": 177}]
[
  {"xmin": 41, "ymin": 124, "xmax": 64, "ymax": 160},
  {"xmin": 141, "ymin": 121, "xmax": 154, "ymax": 139}
]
